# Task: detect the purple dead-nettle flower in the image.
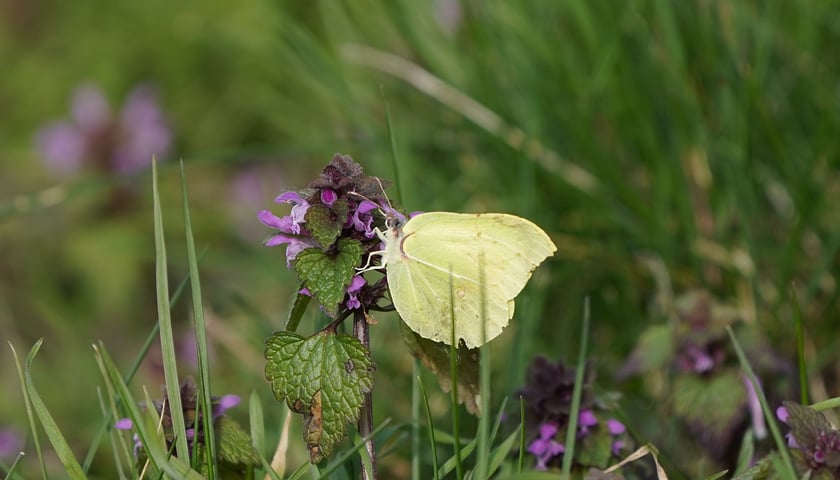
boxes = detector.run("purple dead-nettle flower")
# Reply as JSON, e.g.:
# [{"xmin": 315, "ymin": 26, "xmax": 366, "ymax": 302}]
[
  {"xmin": 776, "ymin": 406, "xmax": 798, "ymax": 447},
  {"xmin": 578, "ymin": 409, "xmax": 598, "ymax": 437},
  {"xmin": 114, "ymin": 379, "xmax": 242, "ymax": 459},
  {"xmin": 528, "ymin": 422, "xmax": 565, "ymax": 471},
  {"xmin": 114, "ymin": 419, "xmax": 142, "ymax": 457},
  {"xmin": 36, "ymin": 83, "xmax": 171, "ymax": 176},
  {"xmin": 607, "ymin": 419, "xmax": 625, "ymax": 435},
  {"xmin": 214, "ymin": 394, "xmax": 240, "ymax": 418},
  {"xmin": 678, "ymin": 342, "xmax": 718, "ymax": 374},
  {"xmin": 742, "ymin": 375, "xmax": 767, "ymax": 439},
  {"xmin": 112, "ymin": 85, "xmax": 172, "ymax": 173},
  {"xmin": 321, "ymin": 188, "xmax": 337, "ymax": 206},
  {"xmin": 258, "ymin": 209, "xmax": 318, "ymax": 268},
  {"xmin": 607, "ymin": 419, "xmax": 626, "ymax": 455},
  {"xmin": 0, "ymin": 428, "xmax": 24, "ymax": 459},
  {"xmin": 349, "ymin": 200, "xmax": 380, "ymax": 238},
  {"xmin": 274, "ymin": 191, "xmax": 311, "ymax": 234},
  {"xmin": 345, "ymin": 275, "xmax": 367, "ymax": 310},
  {"xmin": 777, "ymin": 406, "xmax": 789, "ymax": 423}
]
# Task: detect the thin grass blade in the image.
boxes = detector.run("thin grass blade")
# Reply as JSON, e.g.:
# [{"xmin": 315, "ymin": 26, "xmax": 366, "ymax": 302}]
[
  {"xmin": 9, "ymin": 341, "xmax": 48, "ymax": 479},
  {"xmin": 179, "ymin": 161, "xmax": 217, "ymax": 478},
  {"xmin": 20, "ymin": 340, "xmax": 87, "ymax": 479},
  {"xmin": 151, "ymin": 158, "xmax": 189, "ymax": 460},
  {"xmin": 561, "ymin": 298, "xmax": 591, "ymax": 476},
  {"xmin": 726, "ymin": 326, "xmax": 796, "ymax": 479}
]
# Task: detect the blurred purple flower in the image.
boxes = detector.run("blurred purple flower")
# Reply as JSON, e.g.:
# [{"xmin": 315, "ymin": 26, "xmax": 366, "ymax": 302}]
[
  {"xmin": 36, "ymin": 83, "xmax": 171, "ymax": 176},
  {"xmin": 0, "ymin": 428, "xmax": 24, "ymax": 459},
  {"xmin": 229, "ymin": 165, "xmax": 288, "ymax": 241},
  {"xmin": 742, "ymin": 375, "xmax": 767, "ymax": 439},
  {"xmin": 213, "ymin": 395, "xmax": 240, "ymax": 418},
  {"xmin": 607, "ymin": 419, "xmax": 625, "ymax": 435},
  {"xmin": 776, "ymin": 406, "xmax": 797, "ymax": 447},
  {"xmin": 527, "ymin": 422, "xmax": 564, "ymax": 470},
  {"xmin": 578, "ymin": 409, "xmax": 598, "ymax": 437},
  {"xmin": 434, "ymin": 0, "xmax": 462, "ymax": 35},
  {"xmin": 677, "ymin": 342, "xmax": 719, "ymax": 374},
  {"xmin": 113, "ymin": 85, "xmax": 172, "ymax": 173}
]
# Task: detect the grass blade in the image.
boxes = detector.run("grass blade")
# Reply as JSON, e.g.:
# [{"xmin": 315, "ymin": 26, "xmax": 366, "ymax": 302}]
[
  {"xmin": 19, "ymin": 340, "xmax": 87, "ymax": 479},
  {"xmin": 791, "ymin": 287, "xmax": 809, "ymax": 405},
  {"xmin": 83, "ymin": 269, "xmax": 194, "ymax": 471},
  {"xmin": 726, "ymin": 326, "xmax": 796, "ymax": 479},
  {"xmin": 417, "ymin": 375, "xmax": 439, "ymax": 480},
  {"xmin": 518, "ymin": 396, "xmax": 525, "ymax": 473},
  {"xmin": 179, "ymin": 160, "xmax": 217, "ymax": 478},
  {"xmin": 96, "ymin": 342, "xmax": 204, "ymax": 480},
  {"xmin": 9, "ymin": 341, "xmax": 48, "ymax": 479},
  {"xmin": 486, "ymin": 425, "xmax": 522, "ymax": 477},
  {"xmin": 151, "ymin": 158, "xmax": 189, "ymax": 460},
  {"xmin": 561, "ymin": 298, "xmax": 591, "ymax": 476}
]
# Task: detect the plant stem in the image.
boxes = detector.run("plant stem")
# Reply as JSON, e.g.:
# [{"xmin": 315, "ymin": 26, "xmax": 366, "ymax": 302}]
[{"xmin": 354, "ymin": 310, "xmax": 378, "ymax": 480}]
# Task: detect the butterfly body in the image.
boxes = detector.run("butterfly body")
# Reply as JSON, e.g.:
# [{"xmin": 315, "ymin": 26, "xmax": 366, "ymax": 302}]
[{"xmin": 379, "ymin": 212, "xmax": 556, "ymax": 348}]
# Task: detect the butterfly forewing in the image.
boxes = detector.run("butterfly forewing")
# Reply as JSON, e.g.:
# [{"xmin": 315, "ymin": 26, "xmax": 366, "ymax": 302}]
[{"xmin": 385, "ymin": 212, "xmax": 556, "ymax": 348}]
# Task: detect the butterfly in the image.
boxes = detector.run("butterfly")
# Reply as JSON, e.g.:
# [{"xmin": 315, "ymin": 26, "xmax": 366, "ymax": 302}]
[{"xmin": 374, "ymin": 211, "xmax": 556, "ymax": 348}]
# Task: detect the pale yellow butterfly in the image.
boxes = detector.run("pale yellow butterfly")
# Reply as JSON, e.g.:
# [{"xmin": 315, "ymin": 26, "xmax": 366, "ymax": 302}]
[{"xmin": 374, "ymin": 211, "xmax": 557, "ymax": 348}]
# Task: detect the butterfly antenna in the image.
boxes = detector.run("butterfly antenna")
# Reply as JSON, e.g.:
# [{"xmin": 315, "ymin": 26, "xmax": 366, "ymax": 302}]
[{"xmin": 375, "ymin": 176, "xmax": 393, "ymax": 210}]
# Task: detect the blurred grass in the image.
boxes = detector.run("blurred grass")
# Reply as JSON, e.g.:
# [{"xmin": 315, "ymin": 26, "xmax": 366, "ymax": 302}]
[{"xmin": 2, "ymin": 0, "xmax": 840, "ymax": 477}]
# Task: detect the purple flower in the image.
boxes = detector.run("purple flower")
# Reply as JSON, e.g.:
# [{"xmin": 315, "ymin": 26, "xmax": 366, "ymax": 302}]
[
  {"xmin": 775, "ymin": 405, "xmax": 797, "ymax": 447},
  {"xmin": 274, "ymin": 191, "xmax": 310, "ymax": 234},
  {"xmin": 321, "ymin": 189, "xmax": 337, "ymax": 206},
  {"xmin": 527, "ymin": 422, "xmax": 565, "ymax": 470},
  {"xmin": 114, "ymin": 382, "xmax": 241, "ymax": 459},
  {"xmin": 742, "ymin": 375, "xmax": 767, "ymax": 439},
  {"xmin": 776, "ymin": 406, "xmax": 789, "ymax": 423},
  {"xmin": 36, "ymin": 83, "xmax": 171, "ymax": 176},
  {"xmin": 113, "ymin": 85, "xmax": 172, "ymax": 173},
  {"xmin": 349, "ymin": 200, "xmax": 379, "ymax": 238},
  {"xmin": 578, "ymin": 409, "xmax": 598, "ymax": 437},
  {"xmin": 607, "ymin": 419, "xmax": 625, "ymax": 435},
  {"xmin": 115, "ymin": 418, "xmax": 133, "ymax": 430},
  {"xmin": 213, "ymin": 395, "xmax": 240, "ymax": 418},
  {"xmin": 678, "ymin": 343, "xmax": 717, "ymax": 374},
  {"xmin": 258, "ymin": 207, "xmax": 318, "ymax": 268},
  {"xmin": 0, "ymin": 428, "xmax": 24, "ymax": 459},
  {"xmin": 345, "ymin": 275, "xmax": 367, "ymax": 310},
  {"xmin": 114, "ymin": 420, "xmax": 142, "ymax": 457}
]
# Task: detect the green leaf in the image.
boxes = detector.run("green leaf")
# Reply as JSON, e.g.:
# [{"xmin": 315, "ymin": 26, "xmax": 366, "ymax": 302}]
[
  {"xmin": 576, "ymin": 428, "xmax": 616, "ymax": 469},
  {"xmin": 285, "ymin": 289, "xmax": 311, "ymax": 332},
  {"xmin": 618, "ymin": 324, "xmax": 673, "ymax": 377},
  {"xmin": 264, "ymin": 331, "xmax": 375, "ymax": 462},
  {"xmin": 731, "ymin": 453, "xmax": 775, "ymax": 479},
  {"xmin": 673, "ymin": 370, "xmax": 745, "ymax": 451},
  {"xmin": 783, "ymin": 401, "xmax": 831, "ymax": 453},
  {"xmin": 399, "ymin": 321, "xmax": 480, "ymax": 415},
  {"xmin": 215, "ymin": 416, "xmax": 260, "ymax": 471},
  {"xmin": 293, "ymin": 238, "xmax": 362, "ymax": 316},
  {"xmin": 305, "ymin": 200, "xmax": 349, "ymax": 248}
]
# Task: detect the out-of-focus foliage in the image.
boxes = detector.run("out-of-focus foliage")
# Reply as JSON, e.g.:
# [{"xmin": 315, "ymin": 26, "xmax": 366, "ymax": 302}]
[{"xmin": 2, "ymin": 0, "xmax": 840, "ymax": 477}]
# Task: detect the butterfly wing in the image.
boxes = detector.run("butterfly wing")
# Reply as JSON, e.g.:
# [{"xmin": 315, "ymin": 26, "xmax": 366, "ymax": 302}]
[{"xmin": 386, "ymin": 212, "xmax": 556, "ymax": 348}]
